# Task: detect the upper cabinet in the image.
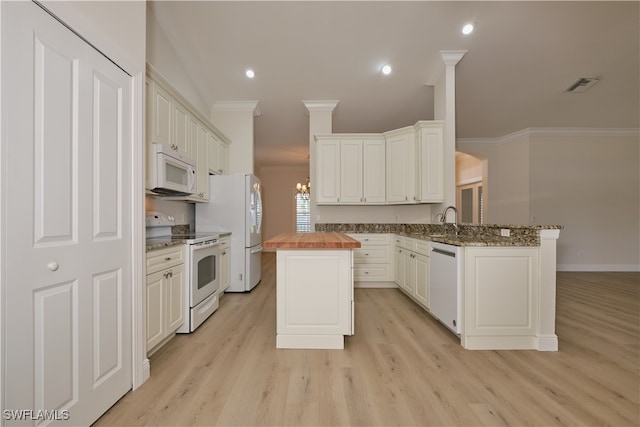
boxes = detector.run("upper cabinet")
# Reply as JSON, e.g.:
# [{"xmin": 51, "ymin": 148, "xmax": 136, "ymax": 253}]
[
  {"xmin": 146, "ymin": 65, "xmax": 231, "ymax": 202},
  {"xmin": 314, "ymin": 121, "xmax": 443, "ymax": 206},
  {"xmin": 208, "ymin": 131, "xmax": 229, "ymax": 176},
  {"xmin": 315, "ymin": 135, "xmax": 386, "ymax": 205},
  {"xmin": 416, "ymin": 121, "xmax": 444, "ymax": 203},
  {"xmin": 384, "ymin": 127, "xmax": 416, "ymax": 203}
]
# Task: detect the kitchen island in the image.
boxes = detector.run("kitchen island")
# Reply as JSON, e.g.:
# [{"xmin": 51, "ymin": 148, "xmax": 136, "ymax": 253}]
[{"xmin": 263, "ymin": 232, "xmax": 361, "ymax": 349}]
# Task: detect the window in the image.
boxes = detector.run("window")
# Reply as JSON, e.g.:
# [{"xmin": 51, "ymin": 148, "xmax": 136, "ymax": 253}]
[{"xmin": 295, "ymin": 193, "xmax": 310, "ymax": 232}]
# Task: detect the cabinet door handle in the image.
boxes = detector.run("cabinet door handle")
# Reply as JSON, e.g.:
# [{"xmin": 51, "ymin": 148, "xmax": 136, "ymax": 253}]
[{"xmin": 165, "ymin": 257, "xmax": 172, "ymax": 261}]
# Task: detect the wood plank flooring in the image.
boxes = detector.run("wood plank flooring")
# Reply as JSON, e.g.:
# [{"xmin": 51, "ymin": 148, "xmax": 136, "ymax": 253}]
[{"xmin": 94, "ymin": 254, "xmax": 639, "ymax": 426}]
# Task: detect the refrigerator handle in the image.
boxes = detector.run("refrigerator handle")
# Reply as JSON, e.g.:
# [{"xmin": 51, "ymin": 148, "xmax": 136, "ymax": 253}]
[{"xmin": 250, "ymin": 245, "xmax": 263, "ymax": 254}]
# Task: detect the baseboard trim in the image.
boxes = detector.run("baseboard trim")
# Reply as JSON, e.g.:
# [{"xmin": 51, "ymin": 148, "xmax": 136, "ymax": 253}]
[
  {"xmin": 355, "ymin": 281, "xmax": 398, "ymax": 289},
  {"xmin": 557, "ymin": 264, "xmax": 640, "ymax": 272}
]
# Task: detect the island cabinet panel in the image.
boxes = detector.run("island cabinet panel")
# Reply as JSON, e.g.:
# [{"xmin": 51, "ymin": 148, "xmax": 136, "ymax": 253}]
[
  {"xmin": 462, "ymin": 247, "xmax": 539, "ymax": 350},
  {"xmin": 276, "ymin": 249, "xmax": 353, "ymax": 349}
]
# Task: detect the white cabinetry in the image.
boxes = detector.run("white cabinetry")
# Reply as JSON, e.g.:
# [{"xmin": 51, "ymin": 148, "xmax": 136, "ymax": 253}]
[
  {"xmin": 208, "ymin": 131, "xmax": 229, "ymax": 175},
  {"xmin": 394, "ymin": 236, "xmax": 430, "ymax": 310},
  {"xmin": 462, "ymin": 247, "xmax": 539, "ymax": 350},
  {"xmin": 315, "ymin": 138, "xmax": 340, "ymax": 203},
  {"xmin": 417, "ymin": 121, "xmax": 444, "ymax": 202},
  {"xmin": 218, "ymin": 235, "xmax": 231, "ymax": 293},
  {"xmin": 385, "ymin": 127, "xmax": 416, "ymax": 203},
  {"xmin": 146, "ymin": 245, "xmax": 185, "ymax": 355},
  {"xmin": 348, "ymin": 233, "xmax": 393, "ymax": 284},
  {"xmin": 276, "ymin": 249, "xmax": 354, "ymax": 349},
  {"xmin": 313, "ymin": 121, "xmax": 443, "ymax": 206},
  {"xmin": 315, "ymin": 135, "xmax": 385, "ymax": 205},
  {"xmin": 146, "ymin": 65, "xmax": 231, "ymax": 202}
]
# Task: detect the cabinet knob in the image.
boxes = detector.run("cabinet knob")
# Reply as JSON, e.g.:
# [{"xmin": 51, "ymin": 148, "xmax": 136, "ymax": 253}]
[
  {"xmin": 165, "ymin": 257, "xmax": 172, "ymax": 261},
  {"xmin": 47, "ymin": 261, "xmax": 59, "ymax": 271}
]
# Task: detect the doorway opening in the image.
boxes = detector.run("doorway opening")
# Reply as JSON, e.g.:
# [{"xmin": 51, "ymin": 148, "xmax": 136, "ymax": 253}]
[{"xmin": 455, "ymin": 151, "xmax": 487, "ymax": 224}]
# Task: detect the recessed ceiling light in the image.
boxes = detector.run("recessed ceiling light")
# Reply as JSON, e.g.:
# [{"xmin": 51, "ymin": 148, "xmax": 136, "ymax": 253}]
[
  {"xmin": 245, "ymin": 69, "xmax": 255, "ymax": 79},
  {"xmin": 381, "ymin": 64, "xmax": 392, "ymax": 75},
  {"xmin": 462, "ymin": 23, "xmax": 475, "ymax": 35}
]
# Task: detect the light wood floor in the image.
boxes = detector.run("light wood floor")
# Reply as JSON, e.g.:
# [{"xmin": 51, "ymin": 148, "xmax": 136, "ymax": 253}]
[{"xmin": 94, "ymin": 253, "xmax": 639, "ymax": 426}]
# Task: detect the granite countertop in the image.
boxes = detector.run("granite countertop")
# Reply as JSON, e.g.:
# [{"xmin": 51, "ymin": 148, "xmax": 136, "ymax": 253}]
[
  {"xmin": 316, "ymin": 223, "xmax": 563, "ymax": 247},
  {"xmin": 264, "ymin": 232, "xmax": 362, "ymax": 249}
]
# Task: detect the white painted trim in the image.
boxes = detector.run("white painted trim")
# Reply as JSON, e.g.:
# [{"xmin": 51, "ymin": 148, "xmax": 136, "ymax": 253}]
[
  {"xmin": 131, "ymin": 71, "xmax": 147, "ymax": 390},
  {"xmin": 354, "ymin": 281, "xmax": 398, "ymax": 289},
  {"xmin": 302, "ymin": 100, "xmax": 339, "ymax": 114},
  {"xmin": 457, "ymin": 127, "xmax": 640, "ymax": 146},
  {"xmin": 0, "ymin": 1, "xmax": 5, "ymax": 420},
  {"xmin": 456, "ymin": 177, "xmax": 482, "ymax": 186},
  {"xmin": 211, "ymin": 100, "xmax": 261, "ymax": 117},
  {"xmin": 557, "ymin": 264, "xmax": 640, "ymax": 272},
  {"xmin": 537, "ymin": 334, "xmax": 559, "ymax": 351},
  {"xmin": 424, "ymin": 50, "xmax": 467, "ymax": 86}
]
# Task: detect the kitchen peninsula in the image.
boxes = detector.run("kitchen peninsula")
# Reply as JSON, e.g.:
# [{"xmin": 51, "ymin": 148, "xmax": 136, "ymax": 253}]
[
  {"xmin": 263, "ymin": 232, "xmax": 361, "ymax": 349},
  {"xmin": 317, "ymin": 223, "xmax": 562, "ymax": 351}
]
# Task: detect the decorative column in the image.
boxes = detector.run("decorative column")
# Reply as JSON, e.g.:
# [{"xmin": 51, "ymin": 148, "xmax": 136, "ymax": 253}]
[
  {"xmin": 303, "ymin": 100, "xmax": 339, "ymax": 231},
  {"xmin": 425, "ymin": 51, "xmax": 467, "ymax": 213}
]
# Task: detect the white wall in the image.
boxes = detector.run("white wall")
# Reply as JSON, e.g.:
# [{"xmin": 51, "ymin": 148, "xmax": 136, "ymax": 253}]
[
  {"xmin": 145, "ymin": 2, "xmax": 201, "ymax": 224},
  {"xmin": 257, "ymin": 165, "xmax": 309, "ymax": 241},
  {"xmin": 146, "ymin": 3, "xmax": 208, "ymax": 117},
  {"xmin": 529, "ymin": 130, "xmax": 639, "ymax": 271},
  {"xmin": 459, "ymin": 128, "xmax": 640, "ymax": 271},
  {"xmin": 40, "ymin": 0, "xmax": 146, "ymax": 75},
  {"xmin": 210, "ymin": 105, "xmax": 257, "ymax": 175}
]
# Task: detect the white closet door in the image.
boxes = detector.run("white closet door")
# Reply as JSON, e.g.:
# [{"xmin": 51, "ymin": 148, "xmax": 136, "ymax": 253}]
[{"xmin": 3, "ymin": 2, "xmax": 132, "ymax": 425}]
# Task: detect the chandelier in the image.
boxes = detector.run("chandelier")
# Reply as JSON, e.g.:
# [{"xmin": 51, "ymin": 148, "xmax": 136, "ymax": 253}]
[{"xmin": 295, "ymin": 177, "xmax": 310, "ymax": 199}]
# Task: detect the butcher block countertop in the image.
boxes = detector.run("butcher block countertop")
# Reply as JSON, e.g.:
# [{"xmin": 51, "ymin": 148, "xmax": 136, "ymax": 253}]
[{"xmin": 263, "ymin": 232, "xmax": 361, "ymax": 249}]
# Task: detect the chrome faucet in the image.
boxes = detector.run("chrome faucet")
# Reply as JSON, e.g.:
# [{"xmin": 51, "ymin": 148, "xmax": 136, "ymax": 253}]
[{"xmin": 441, "ymin": 206, "xmax": 459, "ymax": 235}]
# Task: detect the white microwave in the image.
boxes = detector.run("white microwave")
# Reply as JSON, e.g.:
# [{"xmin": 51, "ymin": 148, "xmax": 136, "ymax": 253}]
[{"xmin": 151, "ymin": 143, "xmax": 196, "ymax": 196}]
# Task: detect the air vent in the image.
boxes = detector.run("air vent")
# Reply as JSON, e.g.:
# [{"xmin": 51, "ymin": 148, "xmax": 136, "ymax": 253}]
[{"xmin": 566, "ymin": 77, "xmax": 600, "ymax": 93}]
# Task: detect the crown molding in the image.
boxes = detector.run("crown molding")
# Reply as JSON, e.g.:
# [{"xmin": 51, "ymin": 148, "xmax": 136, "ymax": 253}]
[
  {"xmin": 212, "ymin": 101, "xmax": 261, "ymax": 117},
  {"xmin": 424, "ymin": 50, "xmax": 467, "ymax": 86},
  {"xmin": 457, "ymin": 127, "xmax": 640, "ymax": 146},
  {"xmin": 303, "ymin": 100, "xmax": 339, "ymax": 114}
]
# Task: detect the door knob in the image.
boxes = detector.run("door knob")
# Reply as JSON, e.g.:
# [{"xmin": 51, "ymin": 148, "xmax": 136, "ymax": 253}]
[{"xmin": 47, "ymin": 261, "xmax": 59, "ymax": 271}]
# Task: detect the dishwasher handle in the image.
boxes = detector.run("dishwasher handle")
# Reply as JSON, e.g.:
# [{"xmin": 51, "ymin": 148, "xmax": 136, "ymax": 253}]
[{"xmin": 432, "ymin": 247, "xmax": 456, "ymax": 258}]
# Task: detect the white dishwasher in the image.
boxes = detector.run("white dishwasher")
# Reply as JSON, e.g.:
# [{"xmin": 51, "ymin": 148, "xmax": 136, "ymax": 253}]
[{"xmin": 429, "ymin": 242, "xmax": 463, "ymax": 335}]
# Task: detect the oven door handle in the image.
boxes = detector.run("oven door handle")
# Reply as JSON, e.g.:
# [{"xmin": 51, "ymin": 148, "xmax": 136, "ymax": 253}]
[{"xmin": 250, "ymin": 244, "xmax": 263, "ymax": 254}]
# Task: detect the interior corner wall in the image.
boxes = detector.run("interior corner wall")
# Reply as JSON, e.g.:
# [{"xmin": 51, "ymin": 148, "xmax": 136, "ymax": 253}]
[
  {"xmin": 529, "ymin": 131, "xmax": 640, "ymax": 271},
  {"xmin": 145, "ymin": 3, "xmax": 208, "ymax": 116},
  {"xmin": 210, "ymin": 110, "xmax": 255, "ymax": 175},
  {"xmin": 40, "ymin": 0, "xmax": 146, "ymax": 75},
  {"xmin": 457, "ymin": 134, "xmax": 530, "ymax": 225},
  {"xmin": 257, "ymin": 165, "xmax": 309, "ymax": 241}
]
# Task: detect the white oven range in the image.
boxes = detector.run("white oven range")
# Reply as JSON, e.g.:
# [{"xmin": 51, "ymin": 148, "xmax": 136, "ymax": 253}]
[{"xmin": 175, "ymin": 233, "xmax": 221, "ymax": 333}]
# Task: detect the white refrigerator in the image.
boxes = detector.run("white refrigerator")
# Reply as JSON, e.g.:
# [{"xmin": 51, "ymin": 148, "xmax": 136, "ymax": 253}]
[{"xmin": 196, "ymin": 173, "xmax": 263, "ymax": 292}]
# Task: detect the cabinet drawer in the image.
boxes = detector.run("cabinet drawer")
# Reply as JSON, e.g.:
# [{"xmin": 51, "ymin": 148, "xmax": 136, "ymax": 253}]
[
  {"xmin": 218, "ymin": 237, "xmax": 230, "ymax": 250},
  {"xmin": 415, "ymin": 240, "xmax": 430, "ymax": 256},
  {"xmin": 402, "ymin": 238, "xmax": 417, "ymax": 252},
  {"xmin": 348, "ymin": 233, "xmax": 390, "ymax": 245},
  {"xmin": 354, "ymin": 265, "xmax": 392, "ymax": 281},
  {"xmin": 147, "ymin": 246, "xmax": 184, "ymax": 274},
  {"xmin": 353, "ymin": 247, "xmax": 391, "ymax": 264}
]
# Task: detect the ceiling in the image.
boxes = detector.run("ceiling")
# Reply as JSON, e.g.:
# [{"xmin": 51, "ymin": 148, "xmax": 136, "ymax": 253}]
[{"xmin": 148, "ymin": 1, "xmax": 639, "ymax": 168}]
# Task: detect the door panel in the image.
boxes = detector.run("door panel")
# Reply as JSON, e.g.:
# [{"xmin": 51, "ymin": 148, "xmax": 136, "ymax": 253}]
[{"xmin": 3, "ymin": 2, "xmax": 132, "ymax": 424}]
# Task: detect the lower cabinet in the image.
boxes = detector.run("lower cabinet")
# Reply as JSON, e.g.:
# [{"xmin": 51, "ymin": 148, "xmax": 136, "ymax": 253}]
[
  {"xmin": 146, "ymin": 246, "xmax": 185, "ymax": 355},
  {"xmin": 348, "ymin": 233, "xmax": 393, "ymax": 285},
  {"xmin": 394, "ymin": 236, "xmax": 430, "ymax": 310},
  {"xmin": 218, "ymin": 236, "xmax": 230, "ymax": 293}
]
